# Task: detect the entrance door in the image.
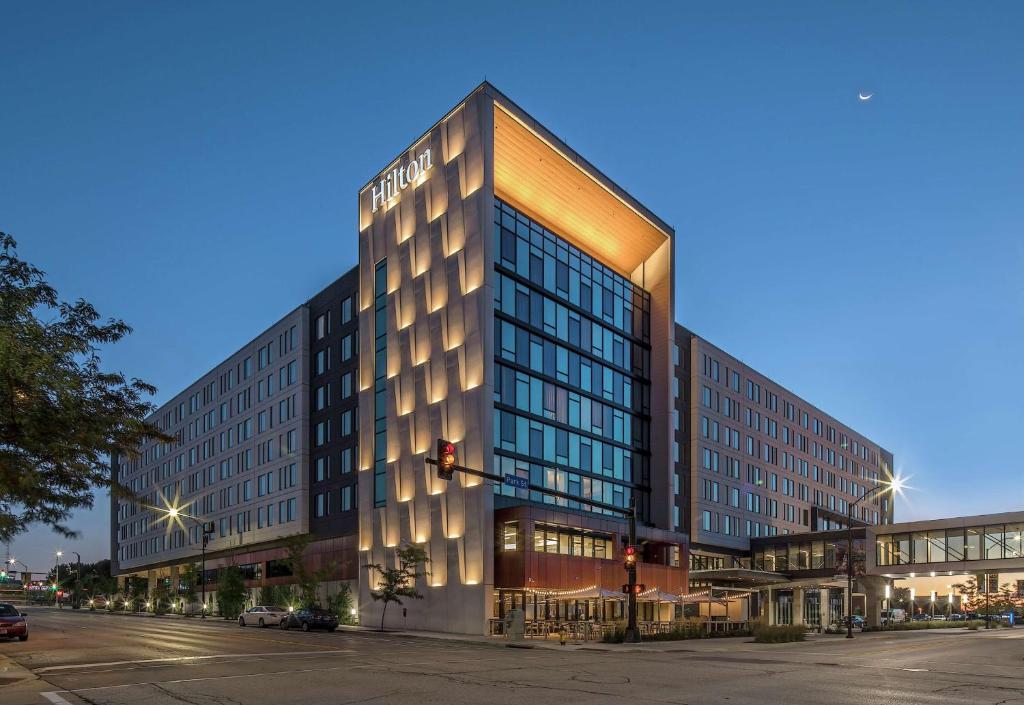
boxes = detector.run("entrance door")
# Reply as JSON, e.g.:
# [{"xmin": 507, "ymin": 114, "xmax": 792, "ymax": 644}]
[
  {"xmin": 775, "ymin": 590, "xmax": 793, "ymax": 625},
  {"xmin": 804, "ymin": 590, "xmax": 821, "ymax": 629},
  {"xmin": 828, "ymin": 588, "xmax": 845, "ymax": 625}
]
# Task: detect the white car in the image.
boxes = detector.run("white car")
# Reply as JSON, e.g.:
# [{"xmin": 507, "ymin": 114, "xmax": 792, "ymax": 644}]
[{"xmin": 238, "ymin": 605, "xmax": 289, "ymax": 628}]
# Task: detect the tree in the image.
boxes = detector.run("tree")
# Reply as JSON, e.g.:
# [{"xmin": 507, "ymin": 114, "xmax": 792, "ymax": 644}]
[
  {"xmin": 365, "ymin": 544, "xmax": 429, "ymax": 632},
  {"xmin": 216, "ymin": 566, "xmax": 246, "ymax": 619},
  {"xmin": 891, "ymin": 587, "xmax": 911, "ymax": 611},
  {"xmin": 0, "ymin": 233, "xmax": 171, "ymax": 542},
  {"xmin": 125, "ymin": 576, "xmax": 147, "ymax": 611},
  {"xmin": 283, "ymin": 533, "xmax": 333, "ymax": 609},
  {"xmin": 151, "ymin": 579, "xmax": 171, "ymax": 614},
  {"xmin": 327, "ymin": 582, "xmax": 355, "ymax": 625},
  {"xmin": 258, "ymin": 584, "xmax": 289, "ymax": 607},
  {"xmin": 180, "ymin": 563, "xmax": 199, "ymax": 615}
]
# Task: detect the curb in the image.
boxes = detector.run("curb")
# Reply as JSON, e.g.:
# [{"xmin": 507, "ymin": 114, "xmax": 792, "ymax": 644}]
[{"xmin": 0, "ymin": 654, "xmax": 36, "ymax": 686}]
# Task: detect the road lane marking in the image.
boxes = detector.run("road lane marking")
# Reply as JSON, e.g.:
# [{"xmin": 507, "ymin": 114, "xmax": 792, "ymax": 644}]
[
  {"xmin": 33, "ymin": 649, "xmax": 353, "ymax": 674},
  {"xmin": 38, "ymin": 654, "xmax": 555, "ymax": 698},
  {"xmin": 40, "ymin": 693, "xmax": 75, "ymax": 705}
]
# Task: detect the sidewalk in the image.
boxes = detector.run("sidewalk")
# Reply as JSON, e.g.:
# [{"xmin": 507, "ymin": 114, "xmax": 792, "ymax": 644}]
[
  {"xmin": 24, "ymin": 604, "xmax": 240, "ymax": 626},
  {"xmin": 373, "ymin": 624, "xmax": 992, "ymax": 653}
]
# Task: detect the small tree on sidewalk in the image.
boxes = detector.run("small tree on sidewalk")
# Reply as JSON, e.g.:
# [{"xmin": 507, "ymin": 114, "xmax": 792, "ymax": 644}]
[
  {"xmin": 180, "ymin": 563, "xmax": 199, "ymax": 615},
  {"xmin": 365, "ymin": 544, "xmax": 429, "ymax": 632},
  {"xmin": 217, "ymin": 566, "xmax": 246, "ymax": 619}
]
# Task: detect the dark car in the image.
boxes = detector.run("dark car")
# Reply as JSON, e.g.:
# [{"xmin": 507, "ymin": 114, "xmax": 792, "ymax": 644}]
[
  {"xmin": 841, "ymin": 615, "xmax": 865, "ymax": 629},
  {"xmin": 0, "ymin": 603, "xmax": 28, "ymax": 641},
  {"xmin": 279, "ymin": 608, "xmax": 338, "ymax": 632}
]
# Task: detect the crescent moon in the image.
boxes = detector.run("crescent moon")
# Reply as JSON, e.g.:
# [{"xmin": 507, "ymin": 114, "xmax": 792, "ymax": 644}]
[{"xmin": 858, "ymin": 92, "xmax": 873, "ymax": 101}]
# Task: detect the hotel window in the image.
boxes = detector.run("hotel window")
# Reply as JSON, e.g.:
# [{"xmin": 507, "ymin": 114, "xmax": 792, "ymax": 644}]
[
  {"xmin": 315, "ymin": 456, "xmax": 329, "ymax": 482},
  {"xmin": 532, "ymin": 523, "xmax": 611, "ymax": 558},
  {"xmin": 340, "ymin": 372, "xmax": 353, "ymax": 399},
  {"xmin": 314, "ymin": 493, "xmax": 327, "ymax": 517},
  {"xmin": 340, "ymin": 446, "xmax": 355, "ymax": 474},
  {"xmin": 341, "ymin": 409, "xmax": 354, "ymax": 437},
  {"xmin": 341, "ymin": 296, "xmax": 354, "ymax": 324},
  {"xmin": 315, "ymin": 349, "xmax": 330, "ymax": 375},
  {"xmin": 373, "ymin": 259, "xmax": 388, "ymax": 508},
  {"xmin": 341, "ymin": 484, "xmax": 355, "ymax": 511},
  {"xmin": 502, "ymin": 522, "xmax": 520, "ymax": 551},
  {"xmin": 315, "ymin": 312, "xmax": 330, "ymax": 340},
  {"xmin": 315, "ymin": 384, "xmax": 330, "ymax": 411},
  {"xmin": 341, "ymin": 333, "xmax": 354, "ymax": 362}
]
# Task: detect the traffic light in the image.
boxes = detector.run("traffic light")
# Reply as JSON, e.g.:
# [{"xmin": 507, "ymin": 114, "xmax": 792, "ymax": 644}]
[
  {"xmin": 621, "ymin": 583, "xmax": 646, "ymax": 595},
  {"xmin": 436, "ymin": 438, "xmax": 456, "ymax": 481},
  {"xmin": 623, "ymin": 544, "xmax": 637, "ymax": 571}
]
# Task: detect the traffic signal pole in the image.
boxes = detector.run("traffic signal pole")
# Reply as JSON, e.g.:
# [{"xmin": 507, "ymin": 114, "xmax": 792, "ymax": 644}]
[{"xmin": 623, "ymin": 497, "xmax": 641, "ymax": 643}]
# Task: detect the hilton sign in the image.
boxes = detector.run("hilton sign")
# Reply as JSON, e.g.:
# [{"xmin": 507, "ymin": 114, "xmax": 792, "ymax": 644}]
[{"xmin": 371, "ymin": 148, "xmax": 433, "ymax": 213}]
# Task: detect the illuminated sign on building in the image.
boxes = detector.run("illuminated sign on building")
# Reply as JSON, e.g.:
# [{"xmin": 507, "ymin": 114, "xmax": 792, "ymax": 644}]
[{"xmin": 371, "ymin": 148, "xmax": 433, "ymax": 213}]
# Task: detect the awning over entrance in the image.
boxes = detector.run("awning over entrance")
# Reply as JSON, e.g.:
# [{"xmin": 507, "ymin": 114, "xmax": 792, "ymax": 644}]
[
  {"xmin": 754, "ymin": 575, "xmax": 848, "ymax": 591},
  {"xmin": 690, "ymin": 568, "xmax": 790, "ymax": 586}
]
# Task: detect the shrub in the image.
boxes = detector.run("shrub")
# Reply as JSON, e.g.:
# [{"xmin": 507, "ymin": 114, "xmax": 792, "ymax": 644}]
[
  {"xmin": 881, "ymin": 619, "xmax": 989, "ymax": 632},
  {"xmin": 327, "ymin": 583, "xmax": 355, "ymax": 625},
  {"xmin": 752, "ymin": 624, "xmax": 806, "ymax": 643},
  {"xmin": 600, "ymin": 622, "xmax": 747, "ymax": 643}
]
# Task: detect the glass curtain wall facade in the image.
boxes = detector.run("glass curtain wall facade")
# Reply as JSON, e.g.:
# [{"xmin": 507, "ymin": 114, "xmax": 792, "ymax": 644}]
[
  {"xmin": 491, "ymin": 198, "xmax": 652, "ymax": 519},
  {"xmin": 876, "ymin": 523, "xmax": 1024, "ymax": 566}
]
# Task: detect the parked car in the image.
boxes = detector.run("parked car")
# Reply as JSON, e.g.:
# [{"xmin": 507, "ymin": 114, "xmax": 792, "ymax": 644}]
[
  {"xmin": 930, "ymin": 614, "xmax": 947, "ymax": 621},
  {"xmin": 947, "ymin": 613, "xmax": 967, "ymax": 622},
  {"xmin": 279, "ymin": 608, "xmax": 338, "ymax": 632},
  {"xmin": 881, "ymin": 608, "xmax": 907, "ymax": 625},
  {"xmin": 912, "ymin": 613, "xmax": 931, "ymax": 622},
  {"xmin": 238, "ymin": 605, "xmax": 289, "ymax": 628},
  {"xmin": 0, "ymin": 603, "xmax": 28, "ymax": 641}
]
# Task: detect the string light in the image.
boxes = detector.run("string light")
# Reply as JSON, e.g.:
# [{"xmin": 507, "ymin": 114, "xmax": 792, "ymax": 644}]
[{"xmin": 524, "ymin": 584, "xmax": 599, "ymax": 597}]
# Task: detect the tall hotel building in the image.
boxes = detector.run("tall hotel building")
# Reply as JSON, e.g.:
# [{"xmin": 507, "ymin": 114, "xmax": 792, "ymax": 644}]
[
  {"xmin": 355, "ymin": 84, "xmax": 679, "ymax": 632},
  {"xmin": 111, "ymin": 83, "xmax": 893, "ymax": 634}
]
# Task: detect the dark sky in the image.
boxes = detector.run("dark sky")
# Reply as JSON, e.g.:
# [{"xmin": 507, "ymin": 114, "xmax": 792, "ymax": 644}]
[{"xmin": 3, "ymin": 1, "xmax": 1022, "ymax": 570}]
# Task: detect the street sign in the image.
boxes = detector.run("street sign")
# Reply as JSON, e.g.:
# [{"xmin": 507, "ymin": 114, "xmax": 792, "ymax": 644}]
[{"xmin": 503, "ymin": 474, "xmax": 528, "ymax": 490}]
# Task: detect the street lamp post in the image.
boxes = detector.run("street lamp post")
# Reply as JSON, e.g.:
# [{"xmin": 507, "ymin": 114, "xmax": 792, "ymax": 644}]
[
  {"xmin": 846, "ymin": 477, "xmax": 902, "ymax": 639},
  {"xmin": 55, "ymin": 550, "xmax": 63, "ymax": 607},
  {"xmin": 156, "ymin": 506, "xmax": 212, "ymax": 618},
  {"xmin": 70, "ymin": 551, "xmax": 82, "ymax": 609}
]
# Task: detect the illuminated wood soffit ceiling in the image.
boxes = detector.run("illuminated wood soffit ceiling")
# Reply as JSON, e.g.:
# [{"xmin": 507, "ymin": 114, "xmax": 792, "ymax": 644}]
[{"xmin": 493, "ymin": 104, "xmax": 669, "ymax": 276}]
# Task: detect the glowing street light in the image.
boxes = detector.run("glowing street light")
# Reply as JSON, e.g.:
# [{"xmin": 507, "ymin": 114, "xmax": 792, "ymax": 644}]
[
  {"xmin": 152, "ymin": 502, "xmax": 213, "ymax": 618},
  {"xmin": 845, "ymin": 473, "xmax": 906, "ymax": 638}
]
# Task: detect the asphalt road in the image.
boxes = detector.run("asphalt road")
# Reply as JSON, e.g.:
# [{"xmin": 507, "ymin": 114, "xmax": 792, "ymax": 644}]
[{"xmin": 3, "ymin": 609, "xmax": 1024, "ymax": 705}]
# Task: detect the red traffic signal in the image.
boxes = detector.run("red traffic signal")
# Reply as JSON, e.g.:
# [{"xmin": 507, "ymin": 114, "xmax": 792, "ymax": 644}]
[
  {"xmin": 437, "ymin": 438, "xmax": 456, "ymax": 481},
  {"xmin": 623, "ymin": 544, "xmax": 637, "ymax": 570},
  {"xmin": 621, "ymin": 583, "xmax": 646, "ymax": 595}
]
